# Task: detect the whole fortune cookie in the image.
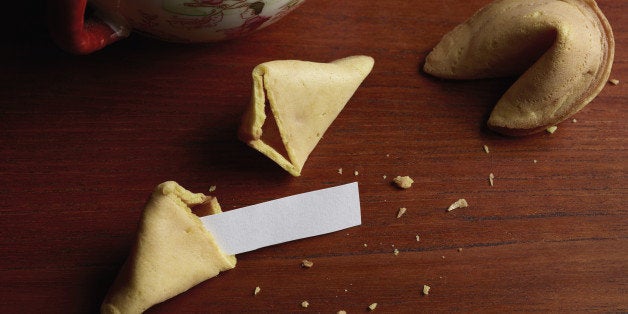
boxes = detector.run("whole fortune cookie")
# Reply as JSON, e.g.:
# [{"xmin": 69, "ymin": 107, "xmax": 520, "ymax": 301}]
[
  {"xmin": 238, "ymin": 55, "xmax": 374, "ymax": 176},
  {"xmin": 424, "ymin": 0, "xmax": 614, "ymax": 135}
]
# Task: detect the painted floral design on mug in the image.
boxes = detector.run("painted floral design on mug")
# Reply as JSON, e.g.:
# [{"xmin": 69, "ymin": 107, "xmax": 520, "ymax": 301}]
[
  {"xmin": 129, "ymin": 0, "xmax": 304, "ymax": 42},
  {"xmin": 48, "ymin": 0, "xmax": 305, "ymax": 54}
]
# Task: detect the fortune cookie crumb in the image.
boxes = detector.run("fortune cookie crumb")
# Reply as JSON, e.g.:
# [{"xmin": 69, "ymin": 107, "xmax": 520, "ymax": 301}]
[
  {"xmin": 393, "ymin": 176, "xmax": 414, "ymax": 189},
  {"xmin": 397, "ymin": 207, "xmax": 407, "ymax": 218},
  {"xmin": 301, "ymin": 259, "xmax": 314, "ymax": 268},
  {"xmin": 447, "ymin": 199, "xmax": 468, "ymax": 212},
  {"xmin": 422, "ymin": 285, "xmax": 431, "ymax": 295}
]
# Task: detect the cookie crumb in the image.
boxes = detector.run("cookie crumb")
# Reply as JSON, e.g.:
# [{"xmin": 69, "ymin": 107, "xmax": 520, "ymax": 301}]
[
  {"xmin": 354, "ymin": 170, "xmax": 359, "ymax": 176},
  {"xmin": 609, "ymin": 78, "xmax": 619, "ymax": 85},
  {"xmin": 416, "ymin": 235, "xmax": 420, "ymax": 242},
  {"xmin": 254, "ymin": 286, "xmax": 261, "ymax": 296},
  {"xmin": 382, "ymin": 175, "xmax": 387, "ymax": 179},
  {"xmin": 533, "ymin": 159, "xmax": 538, "ymax": 163},
  {"xmin": 301, "ymin": 301, "xmax": 309, "ymax": 308},
  {"xmin": 546, "ymin": 125, "xmax": 558, "ymax": 134},
  {"xmin": 457, "ymin": 248, "xmax": 463, "ymax": 252},
  {"xmin": 363, "ymin": 243, "xmax": 368, "ymax": 247},
  {"xmin": 397, "ymin": 207, "xmax": 407, "ymax": 218},
  {"xmin": 337, "ymin": 311, "xmax": 347, "ymax": 314},
  {"xmin": 422, "ymin": 285, "xmax": 430, "ymax": 295},
  {"xmin": 393, "ymin": 176, "xmax": 414, "ymax": 189},
  {"xmin": 208, "ymin": 185, "xmax": 217, "ymax": 192},
  {"xmin": 368, "ymin": 303, "xmax": 378, "ymax": 311},
  {"xmin": 447, "ymin": 198, "xmax": 468, "ymax": 212},
  {"xmin": 301, "ymin": 259, "xmax": 314, "ymax": 268},
  {"xmin": 483, "ymin": 144, "xmax": 490, "ymax": 154},
  {"xmin": 338, "ymin": 168, "xmax": 343, "ymax": 175},
  {"xmin": 489, "ymin": 173, "xmax": 494, "ymax": 187},
  {"xmin": 393, "ymin": 249, "xmax": 400, "ymax": 256},
  {"xmin": 572, "ymin": 118, "xmax": 577, "ymax": 123}
]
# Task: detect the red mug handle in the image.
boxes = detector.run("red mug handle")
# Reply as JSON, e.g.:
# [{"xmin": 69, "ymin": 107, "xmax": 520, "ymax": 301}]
[{"xmin": 47, "ymin": 0, "xmax": 129, "ymax": 54}]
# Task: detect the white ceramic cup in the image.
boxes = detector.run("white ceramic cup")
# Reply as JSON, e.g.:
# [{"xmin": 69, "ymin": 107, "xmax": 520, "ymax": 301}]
[{"xmin": 47, "ymin": 0, "xmax": 305, "ymax": 54}]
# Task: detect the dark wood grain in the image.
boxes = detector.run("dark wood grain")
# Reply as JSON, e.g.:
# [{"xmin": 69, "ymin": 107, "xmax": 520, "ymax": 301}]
[{"xmin": 1, "ymin": 1, "xmax": 626, "ymax": 313}]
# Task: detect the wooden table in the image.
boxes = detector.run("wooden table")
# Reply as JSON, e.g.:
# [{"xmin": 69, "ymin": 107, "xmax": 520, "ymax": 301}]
[{"xmin": 2, "ymin": 1, "xmax": 626, "ymax": 313}]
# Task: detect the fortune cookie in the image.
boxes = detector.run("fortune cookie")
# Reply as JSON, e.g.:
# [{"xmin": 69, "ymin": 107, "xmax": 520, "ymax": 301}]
[
  {"xmin": 424, "ymin": 0, "xmax": 614, "ymax": 135},
  {"xmin": 101, "ymin": 181, "xmax": 236, "ymax": 314},
  {"xmin": 239, "ymin": 55, "xmax": 374, "ymax": 176}
]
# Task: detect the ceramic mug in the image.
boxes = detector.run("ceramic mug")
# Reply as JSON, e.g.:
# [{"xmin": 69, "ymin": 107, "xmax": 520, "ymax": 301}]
[{"xmin": 47, "ymin": 0, "xmax": 305, "ymax": 54}]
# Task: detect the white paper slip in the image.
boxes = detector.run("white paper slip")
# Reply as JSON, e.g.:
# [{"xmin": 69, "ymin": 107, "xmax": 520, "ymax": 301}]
[{"xmin": 200, "ymin": 182, "xmax": 361, "ymax": 255}]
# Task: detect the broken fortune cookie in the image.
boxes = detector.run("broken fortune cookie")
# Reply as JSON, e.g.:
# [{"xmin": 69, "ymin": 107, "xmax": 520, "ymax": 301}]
[
  {"xmin": 101, "ymin": 181, "xmax": 236, "ymax": 314},
  {"xmin": 424, "ymin": 0, "xmax": 614, "ymax": 135},
  {"xmin": 238, "ymin": 55, "xmax": 375, "ymax": 176}
]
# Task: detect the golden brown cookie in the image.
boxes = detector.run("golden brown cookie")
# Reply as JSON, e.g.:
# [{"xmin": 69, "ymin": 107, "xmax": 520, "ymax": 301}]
[
  {"xmin": 101, "ymin": 181, "xmax": 236, "ymax": 314},
  {"xmin": 424, "ymin": 0, "xmax": 614, "ymax": 135},
  {"xmin": 239, "ymin": 56, "xmax": 374, "ymax": 175}
]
